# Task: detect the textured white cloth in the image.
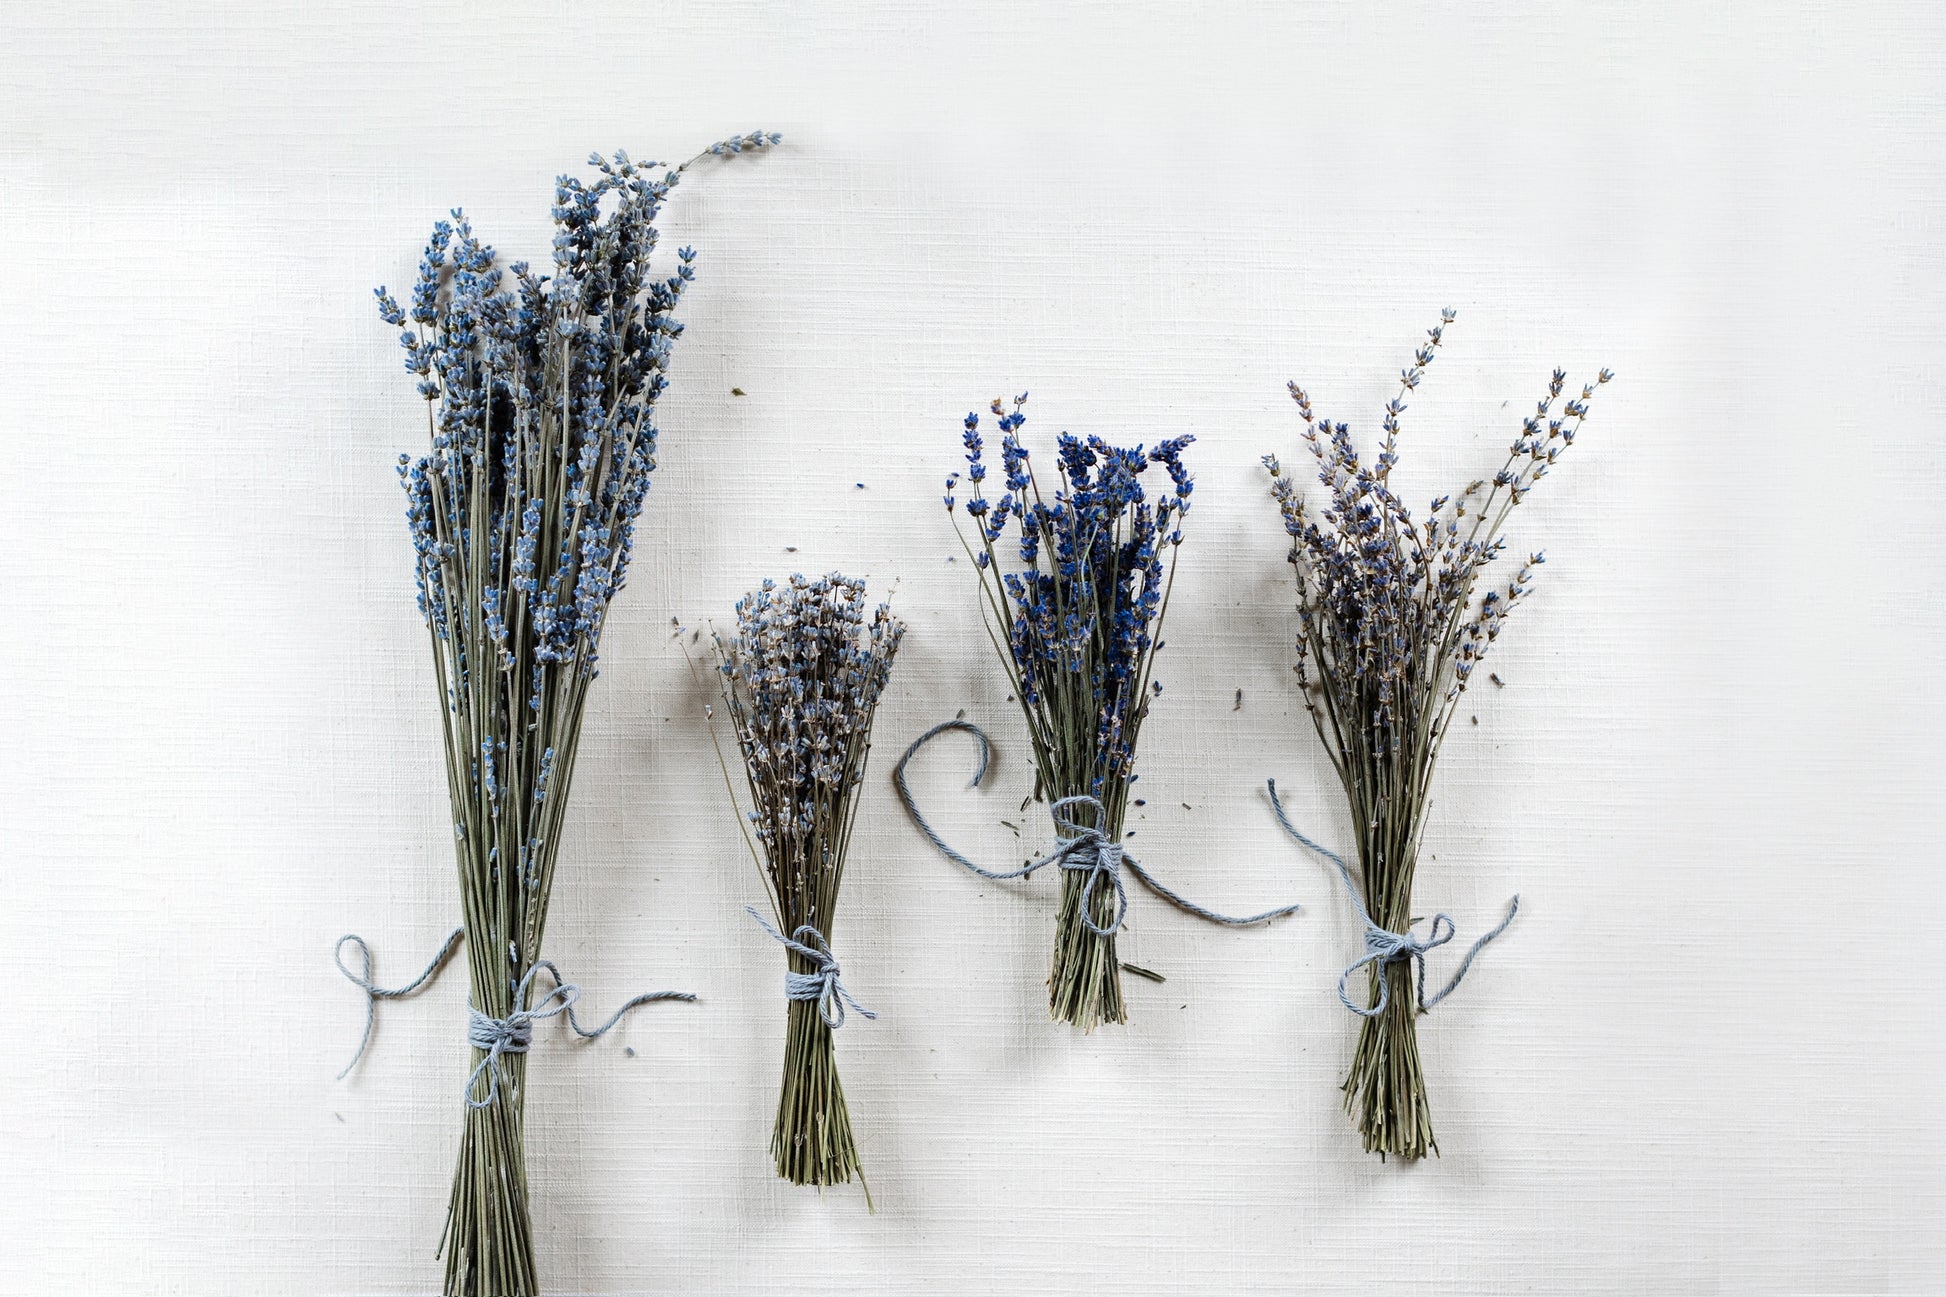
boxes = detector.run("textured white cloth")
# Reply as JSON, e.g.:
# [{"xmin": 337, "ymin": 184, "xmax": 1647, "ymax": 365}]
[{"xmin": 3, "ymin": 2, "xmax": 1943, "ymax": 1294}]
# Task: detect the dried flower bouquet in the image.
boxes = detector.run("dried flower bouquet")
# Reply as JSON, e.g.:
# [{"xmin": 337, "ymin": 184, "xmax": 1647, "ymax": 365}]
[
  {"xmin": 1264, "ymin": 309, "xmax": 1611, "ymax": 1158},
  {"xmin": 713, "ymin": 573, "xmax": 902, "ymax": 1194},
  {"xmin": 915, "ymin": 396, "xmax": 1297, "ymax": 1031},
  {"xmin": 371, "ymin": 135, "xmax": 775, "ymax": 1295}
]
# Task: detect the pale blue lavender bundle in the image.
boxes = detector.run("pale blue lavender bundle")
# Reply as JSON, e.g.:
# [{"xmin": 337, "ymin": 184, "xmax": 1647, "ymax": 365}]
[
  {"xmin": 359, "ymin": 136, "xmax": 776, "ymax": 1297},
  {"xmin": 377, "ymin": 136, "xmax": 777, "ymax": 680}
]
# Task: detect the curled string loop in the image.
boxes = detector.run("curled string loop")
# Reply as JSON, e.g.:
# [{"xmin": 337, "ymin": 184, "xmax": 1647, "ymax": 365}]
[
  {"xmin": 1266, "ymin": 779, "xmax": 1519, "ymax": 1018},
  {"xmin": 746, "ymin": 906, "xmax": 876, "ymax": 1029},
  {"xmin": 333, "ymin": 928, "xmax": 464, "ymax": 1080},
  {"xmin": 894, "ymin": 720, "xmax": 1302, "ymax": 936}
]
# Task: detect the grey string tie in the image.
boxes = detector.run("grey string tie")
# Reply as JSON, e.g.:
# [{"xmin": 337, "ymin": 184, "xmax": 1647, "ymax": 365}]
[
  {"xmin": 333, "ymin": 929, "xmax": 694, "ymax": 1099},
  {"xmin": 1266, "ymin": 778, "xmax": 1518, "ymax": 1017},
  {"xmin": 333, "ymin": 928, "xmax": 463, "ymax": 1080},
  {"xmin": 463, "ymin": 963, "xmax": 567, "ymax": 1110},
  {"xmin": 745, "ymin": 906, "xmax": 876, "ymax": 1029},
  {"xmin": 463, "ymin": 960, "xmax": 697, "ymax": 1109},
  {"xmin": 1043, "ymin": 795, "xmax": 1136, "ymax": 936},
  {"xmin": 894, "ymin": 719, "xmax": 1301, "ymax": 935}
]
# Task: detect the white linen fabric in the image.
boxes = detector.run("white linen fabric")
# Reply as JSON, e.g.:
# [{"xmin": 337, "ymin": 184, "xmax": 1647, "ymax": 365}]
[{"xmin": 3, "ymin": 3, "xmax": 1942, "ymax": 1293}]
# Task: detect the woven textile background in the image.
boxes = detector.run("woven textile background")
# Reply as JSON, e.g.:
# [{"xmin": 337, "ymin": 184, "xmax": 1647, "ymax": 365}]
[{"xmin": 4, "ymin": 3, "xmax": 1944, "ymax": 1294}]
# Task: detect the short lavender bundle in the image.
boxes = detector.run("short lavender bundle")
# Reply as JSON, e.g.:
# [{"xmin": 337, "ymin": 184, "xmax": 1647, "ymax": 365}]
[
  {"xmin": 372, "ymin": 136, "xmax": 775, "ymax": 1296},
  {"xmin": 1264, "ymin": 309, "xmax": 1611, "ymax": 1159},
  {"xmin": 931, "ymin": 397, "xmax": 1293, "ymax": 1030},
  {"xmin": 714, "ymin": 574, "xmax": 903, "ymax": 1193}
]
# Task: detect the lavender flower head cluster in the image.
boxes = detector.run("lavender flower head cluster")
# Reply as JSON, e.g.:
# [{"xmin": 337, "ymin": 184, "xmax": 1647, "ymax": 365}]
[
  {"xmin": 716, "ymin": 574, "xmax": 905, "ymax": 877},
  {"xmin": 376, "ymin": 139, "xmax": 775, "ymax": 687},
  {"xmin": 1264, "ymin": 309, "xmax": 1614, "ymax": 768},
  {"xmin": 707, "ymin": 130, "xmax": 783, "ymax": 156},
  {"xmin": 945, "ymin": 395, "xmax": 1192, "ymax": 799}
]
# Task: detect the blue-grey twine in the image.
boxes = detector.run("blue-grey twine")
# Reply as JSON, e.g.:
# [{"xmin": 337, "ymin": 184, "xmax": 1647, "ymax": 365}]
[
  {"xmin": 1265, "ymin": 779, "xmax": 1519, "ymax": 1017},
  {"xmin": 334, "ymin": 930, "xmax": 696, "ymax": 1106},
  {"xmin": 332, "ymin": 929, "xmax": 462, "ymax": 1081},
  {"xmin": 893, "ymin": 719, "xmax": 1302, "ymax": 935},
  {"xmin": 745, "ymin": 905, "xmax": 876, "ymax": 1029}
]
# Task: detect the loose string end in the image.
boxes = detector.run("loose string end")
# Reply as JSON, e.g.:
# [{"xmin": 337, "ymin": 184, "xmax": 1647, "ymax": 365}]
[
  {"xmin": 1265, "ymin": 779, "xmax": 1347, "ymax": 868},
  {"xmin": 566, "ymin": 989, "xmax": 700, "ymax": 1040},
  {"xmin": 1124, "ymin": 855, "xmax": 1302, "ymax": 928},
  {"xmin": 1418, "ymin": 893, "xmax": 1521, "ymax": 1014},
  {"xmin": 333, "ymin": 927, "xmax": 465, "ymax": 1081},
  {"xmin": 895, "ymin": 720, "xmax": 1047, "ymax": 883}
]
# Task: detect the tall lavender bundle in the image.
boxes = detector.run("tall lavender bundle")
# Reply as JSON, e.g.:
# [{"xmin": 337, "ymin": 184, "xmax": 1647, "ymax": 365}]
[
  {"xmin": 915, "ymin": 397, "xmax": 1297, "ymax": 1031},
  {"xmin": 1263, "ymin": 309, "xmax": 1611, "ymax": 1158},
  {"xmin": 714, "ymin": 574, "xmax": 903, "ymax": 1193},
  {"xmin": 371, "ymin": 135, "xmax": 776, "ymax": 1296}
]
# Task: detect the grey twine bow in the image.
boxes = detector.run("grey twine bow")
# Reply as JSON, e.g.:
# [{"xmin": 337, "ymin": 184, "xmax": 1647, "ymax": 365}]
[
  {"xmin": 334, "ymin": 930, "xmax": 695, "ymax": 1105},
  {"xmin": 1266, "ymin": 779, "xmax": 1518, "ymax": 1017},
  {"xmin": 745, "ymin": 906, "xmax": 876, "ymax": 1029},
  {"xmin": 895, "ymin": 720, "xmax": 1301, "ymax": 936}
]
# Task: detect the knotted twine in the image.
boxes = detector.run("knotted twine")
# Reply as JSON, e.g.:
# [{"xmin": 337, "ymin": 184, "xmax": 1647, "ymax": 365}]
[
  {"xmin": 334, "ymin": 930, "xmax": 695, "ymax": 1106},
  {"xmin": 1265, "ymin": 779, "xmax": 1518, "ymax": 1017},
  {"xmin": 745, "ymin": 906, "xmax": 876, "ymax": 1029},
  {"xmin": 893, "ymin": 720, "xmax": 1302, "ymax": 935}
]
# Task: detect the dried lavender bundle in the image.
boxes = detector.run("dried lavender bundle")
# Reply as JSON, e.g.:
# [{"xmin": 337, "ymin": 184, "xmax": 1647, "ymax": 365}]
[
  {"xmin": 911, "ymin": 397, "xmax": 1297, "ymax": 1032},
  {"xmin": 713, "ymin": 573, "xmax": 902, "ymax": 1194},
  {"xmin": 369, "ymin": 134, "xmax": 776, "ymax": 1296},
  {"xmin": 1263, "ymin": 309, "xmax": 1612, "ymax": 1158}
]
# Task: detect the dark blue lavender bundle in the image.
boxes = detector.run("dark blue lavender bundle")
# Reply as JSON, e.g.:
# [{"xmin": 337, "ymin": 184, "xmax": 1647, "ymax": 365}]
[
  {"xmin": 949, "ymin": 396, "xmax": 1191, "ymax": 791},
  {"xmin": 937, "ymin": 396, "xmax": 1274, "ymax": 1029},
  {"xmin": 1264, "ymin": 309, "xmax": 1611, "ymax": 1159},
  {"xmin": 371, "ymin": 135, "xmax": 776, "ymax": 1297}
]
